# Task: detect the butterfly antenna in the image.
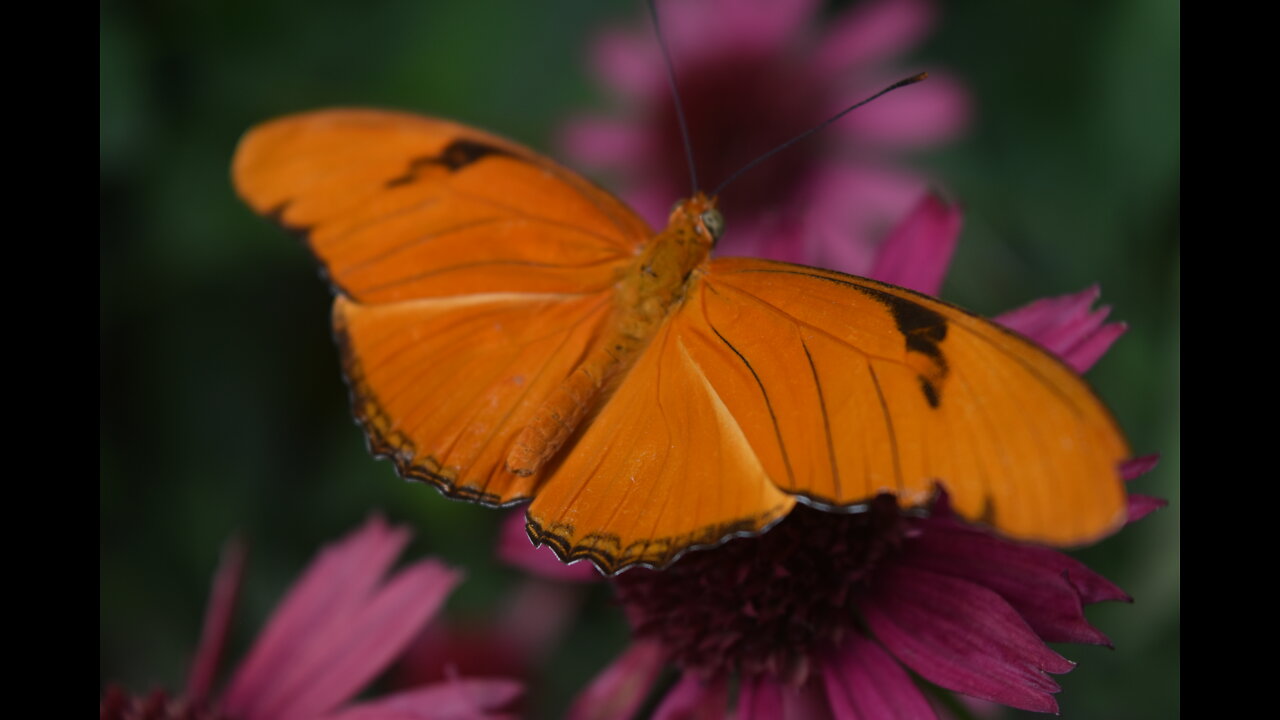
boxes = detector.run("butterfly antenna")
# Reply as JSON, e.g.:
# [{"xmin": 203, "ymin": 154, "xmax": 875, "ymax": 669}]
[
  {"xmin": 648, "ymin": 0, "xmax": 699, "ymax": 195},
  {"xmin": 712, "ymin": 72, "xmax": 929, "ymax": 198}
]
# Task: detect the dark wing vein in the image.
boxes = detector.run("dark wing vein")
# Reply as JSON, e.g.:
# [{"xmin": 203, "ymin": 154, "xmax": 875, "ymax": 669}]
[
  {"xmin": 866, "ymin": 363, "xmax": 904, "ymax": 494},
  {"xmin": 318, "ymin": 194, "xmax": 445, "ymax": 249},
  {"xmin": 726, "ymin": 265, "xmax": 1093, "ymax": 420},
  {"xmin": 446, "ymin": 183, "xmax": 637, "ymax": 251},
  {"xmin": 442, "ymin": 295, "xmax": 612, "ymax": 486},
  {"xmin": 336, "ymin": 216, "xmax": 510, "ymax": 277},
  {"xmin": 801, "ymin": 338, "xmax": 842, "ymax": 500},
  {"xmin": 701, "ymin": 297, "xmax": 797, "ymax": 491}
]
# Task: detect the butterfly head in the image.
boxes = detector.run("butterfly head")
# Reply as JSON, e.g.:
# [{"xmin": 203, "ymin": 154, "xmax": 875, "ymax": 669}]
[{"xmin": 669, "ymin": 192, "xmax": 725, "ymax": 248}]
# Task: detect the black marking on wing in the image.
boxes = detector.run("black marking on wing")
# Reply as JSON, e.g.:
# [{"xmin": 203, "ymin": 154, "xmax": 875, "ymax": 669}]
[
  {"xmin": 881, "ymin": 292, "xmax": 948, "ymax": 367},
  {"xmin": 727, "ymin": 264, "xmax": 957, "ymax": 409},
  {"xmin": 725, "ymin": 264, "xmax": 1123, "ymax": 433},
  {"xmin": 386, "ymin": 139, "xmax": 517, "ymax": 187},
  {"xmin": 920, "ymin": 377, "xmax": 941, "ymax": 409},
  {"xmin": 706, "ymin": 323, "xmax": 797, "ymax": 490},
  {"xmin": 851, "ymin": 284, "xmax": 950, "ymax": 408}
]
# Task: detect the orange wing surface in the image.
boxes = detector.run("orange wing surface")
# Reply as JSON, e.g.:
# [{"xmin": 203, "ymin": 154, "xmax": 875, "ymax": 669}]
[
  {"xmin": 233, "ymin": 109, "xmax": 650, "ymax": 302},
  {"xmin": 691, "ymin": 258, "xmax": 1130, "ymax": 546},
  {"xmin": 526, "ymin": 258, "xmax": 1129, "ymax": 572},
  {"xmin": 527, "ymin": 317, "xmax": 797, "ymax": 571},
  {"xmin": 235, "ymin": 110, "xmax": 1132, "ymax": 575},
  {"xmin": 233, "ymin": 110, "xmax": 651, "ymax": 504}
]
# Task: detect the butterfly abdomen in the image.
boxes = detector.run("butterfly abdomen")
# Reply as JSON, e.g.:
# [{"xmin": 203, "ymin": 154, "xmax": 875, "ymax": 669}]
[{"xmin": 505, "ymin": 333, "xmax": 636, "ymax": 477}]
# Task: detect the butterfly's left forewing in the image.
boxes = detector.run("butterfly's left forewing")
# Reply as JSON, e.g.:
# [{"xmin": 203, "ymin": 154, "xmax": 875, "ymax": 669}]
[
  {"xmin": 233, "ymin": 109, "xmax": 650, "ymax": 302},
  {"xmin": 234, "ymin": 109, "xmax": 653, "ymax": 505}
]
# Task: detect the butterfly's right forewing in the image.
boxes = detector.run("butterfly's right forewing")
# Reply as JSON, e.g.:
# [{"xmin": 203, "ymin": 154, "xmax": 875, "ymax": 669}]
[{"xmin": 688, "ymin": 258, "xmax": 1131, "ymax": 547}]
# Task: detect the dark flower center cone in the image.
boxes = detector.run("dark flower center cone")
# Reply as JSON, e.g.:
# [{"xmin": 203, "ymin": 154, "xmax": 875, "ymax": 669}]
[{"xmin": 614, "ymin": 497, "xmax": 905, "ymax": 684}]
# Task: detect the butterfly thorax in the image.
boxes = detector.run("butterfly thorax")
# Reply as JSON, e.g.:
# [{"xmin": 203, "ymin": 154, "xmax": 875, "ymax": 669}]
[
  {"xmin": 504, "ymin": 194, "xmax": 721, "ymax": 478},
  {"xmin": 616, "ymin": 193, "xmax": 720, "ymax": 337}
]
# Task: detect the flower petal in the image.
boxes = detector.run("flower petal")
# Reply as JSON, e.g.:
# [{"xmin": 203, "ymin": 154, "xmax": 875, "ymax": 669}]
[
  {"xmin": 265, "ymin": 559, "xmax": 462, "ymax": 720},
  {"xmin": 868, "ymin": 193, "xmax": 961, "ymax": 295},
  {"xmin": 994, "ymin": 285, "xmax": 1127, "ymax": 373},
  {"xmin": 632, "ymin": 0, "xmax": 822, "ymax": 65},
  {"xmin": 498, "ymin": 511, "xmax": 601, "ymax": 583},
  {"xmin": 623, "ymin": 182, "xmax": 680, "ymax": 233},
  {"xmin": 1128, "ymin": 495, "xmax": 1168, "ymax": 523},
  {"xmin": 568, "ymin": 640, "xmax": 666, "ymax": 720},
  {"xmin": 815, "ymin": 0, "xmax": 936, "ymax": 73},
  {"xmin": 186, "ymin": 536, "xmax": 246, "ymax": 705},
  {"xmin": 652, "ymin": 673, "xmax": 728, "ymax": 720},
  {"xmin": 833, "ymin": 72, "xmax": 971, "ymax": 149},
  {"xmin": 223, "ymin": 515, "xmax": 410, "ymax": 714},
  {"xmin": 821, "ymin": 639, "xmax": 937, "ymax": 720},
  {"xmin": 681, "ymin": 0, "xmax": 820, "ymax": 57},
  {"xmin": 324, "ymin": 678, "xmax": 522, "ymax": 720},
  {"xmin": 737, "ymin": 675, "xmax": 834, "ymax": 720},
  {"xmin": 559, "ymin": 116, "xmax": 650, "ymax": 170},
  {"xmin": 223, "ymin": 517, "xmax": 462, "ymax": 720},
  {"xmin": 900, "ymin": 516, "xmax": 1126, "ymax": 646},
  {"xmin": 804, "ymin": 164, "xmax": 929, "ymax": 275},
  {"xmin": 715, "ymin": 209, "xmax": 809, "ymax": 266},
  {"xmin": 591, "ymin": 27, "xmax": 665, "ymax": 98},
  {"xmin": 862, "ymin": 565, "xmax": 1074, "ymax": 714},
  {"xmin": 1121, "ymin": 454, "xmax": 1160, "ymax": 481}
]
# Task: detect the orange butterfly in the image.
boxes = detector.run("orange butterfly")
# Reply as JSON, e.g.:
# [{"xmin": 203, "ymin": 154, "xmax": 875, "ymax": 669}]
[{"xmin": 232, "ymin": 109, "xmax": 1130, "ymax": 574}]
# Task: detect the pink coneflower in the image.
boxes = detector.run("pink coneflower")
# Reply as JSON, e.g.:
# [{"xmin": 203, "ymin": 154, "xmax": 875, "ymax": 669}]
[
  {"xmin": 100, "ymin": 516, "xmax": 521, "ymax": 720},
  {"xmin": 388, "ymin": 517, "xmax": 594, "ymax": 692},
  {"xmin": 561, "ymin": 0, "xmax": 969, "ymax": 276},
  {"xmin": 563, "ymin": 196, "xmax": 1163, "ymax": 719}
]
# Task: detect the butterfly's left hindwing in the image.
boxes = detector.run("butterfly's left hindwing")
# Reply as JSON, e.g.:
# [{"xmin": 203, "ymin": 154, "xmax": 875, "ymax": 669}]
[{"xmin": 334, "ymin": 291, "xmax": 615, "ymax": 505}]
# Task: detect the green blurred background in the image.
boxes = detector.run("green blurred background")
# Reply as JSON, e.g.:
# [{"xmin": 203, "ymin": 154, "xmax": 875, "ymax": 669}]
[{"xmin": 100, "ymin": 1, "xmax": 1179, "ymax": 717}]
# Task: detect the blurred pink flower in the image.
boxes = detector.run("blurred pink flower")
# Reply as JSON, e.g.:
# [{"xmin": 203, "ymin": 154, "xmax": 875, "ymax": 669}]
[
  {"xmin": 561, "ymin": 0, "xmax": 970, "ymax": 276},
  {"xmin": 391, "ymin": 547, "xmax": 589, "ymax": 692},
  {"xmin": 564, "ymin": 195, "xmax": 1164, "ymax": 719},
  {"xmin": 100, "ymin": 516, "xmax": 521, "ymax": 720},
  {"xmin": 387, "ymin": 512, "xmax": 599, "ymax": 709},
  {"xmin": 498, "ymin": 509, "xmax": 601, "ymax": 583}
]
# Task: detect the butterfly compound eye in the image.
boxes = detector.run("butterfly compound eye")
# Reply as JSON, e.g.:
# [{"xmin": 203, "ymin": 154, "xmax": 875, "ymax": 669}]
[{"xmin": 700, "ymin": 209, "xmax": 725, "ymax": 242}]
